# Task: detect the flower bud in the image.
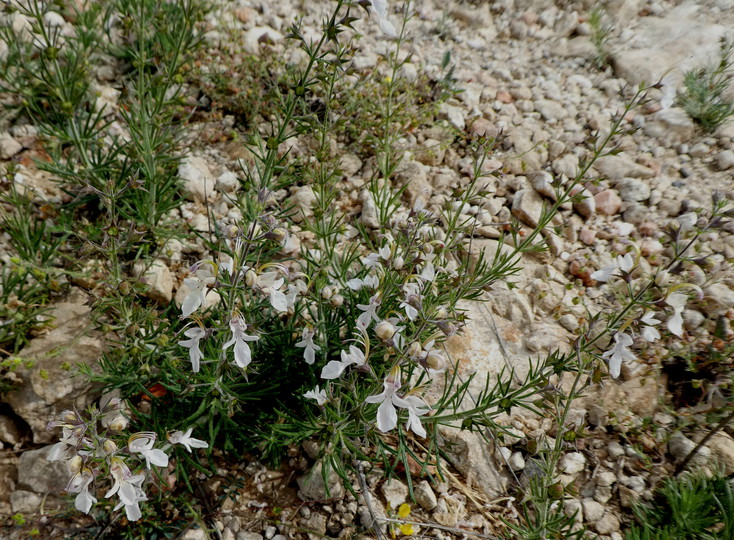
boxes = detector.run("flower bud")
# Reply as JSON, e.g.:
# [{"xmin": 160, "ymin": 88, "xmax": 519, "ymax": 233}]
[
  {"xmin": 330, "ymin": 294, "xmax": 344, "ymax": 308},
  {"xmin": 321, "ymin": 286, "xmax": 333, "ymax": 300},
  {"xmin": 62, "ymin": 410, "xmax": 78, "ymax": 423},
  {"xmin": 655, "ymin": 270, "xmax": 670, "ymax": 287},
  {"xmin": 392, "ymin": 256, "xmax": 404, "ymax": 270},
  {"xmin": 425, "ymin": 350, "xmax": 445, "ymax": 371},
  {"xmin": 406, "ymin": 341, "xmax": 422, "ymax": 358},
  {"xmin": 103, "ymin": 439, "xmax": 118, "ymax": 453},
  {"xmin": 108, "ymin": 416, "xmax": 128, "ymax": 432},
  {"xmin": 271, "ymin": 228, "xmax": 287, "ymax": 243},
  {"xmin": 68, "ymin": 455, "xmax": 83, "ymax": 473},
  {"xmin": 375, "ymin": 320, "xmax": 396, "ymax": 340},
  {"xmin": 245, "ymin": 269, "xmax": 257, "ymax": 287}
]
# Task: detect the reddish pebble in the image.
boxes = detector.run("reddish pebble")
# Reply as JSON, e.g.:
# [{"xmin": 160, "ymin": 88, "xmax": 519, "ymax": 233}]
[
  {"xmin": 496, "ymin": 91, "xmax": 513, "ymax": 103},
  {"xmin": 638, "ymin": 221, "xmax": 658, "ymax": 236},
  {"xmin": 579, "ymin": 227, "xmax": 597, "ymax": 245},
  {"xmin": 594, "ymin": 189, "xmax": 622, "ymax": 216}
]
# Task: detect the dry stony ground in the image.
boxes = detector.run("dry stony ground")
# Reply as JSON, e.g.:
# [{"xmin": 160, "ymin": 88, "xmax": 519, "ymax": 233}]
[{"xmin": 1, "ymin": 0, "xmax": 734, "ymax": 538}]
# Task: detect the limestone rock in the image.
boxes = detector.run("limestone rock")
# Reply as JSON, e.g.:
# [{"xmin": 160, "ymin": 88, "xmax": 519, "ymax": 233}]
[
  {"xmin": 439, "ymin": 429, "xmax": 509, "ymax": 498},
  {"xmin": 134, "ymin": 259, "xmax": 173, "ymax": 304},
  {"xmin": 179, "ymin": 156, "xmax": 215, "ymax": 202},
  {"xmin": 297, "ymin": 460, "xmax": 344, "ymax": 501},
  {"xmin": 6, "ymin": 289, "xmax": 103, "ymax": 443}
]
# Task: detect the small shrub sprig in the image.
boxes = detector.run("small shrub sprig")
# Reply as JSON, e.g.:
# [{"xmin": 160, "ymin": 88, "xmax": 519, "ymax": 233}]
[{"xmin": 46, "ymin": 399, "xmax": 207, "ymax": 521}]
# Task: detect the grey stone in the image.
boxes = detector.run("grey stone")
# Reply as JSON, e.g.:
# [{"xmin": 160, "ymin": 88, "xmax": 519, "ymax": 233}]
[
  {"xmin": 297, "ymin": 460, "xmax": 344, "ymax": 501},
  {"xmin": 414, "ymin": 480, "xmax": 438, "ymax": 510},
  {"xmin": 582, "ymin": 498, "xmax": 605, "ymax": 522},
  {"xmin": 289, "ymin": 185, "xmax": 317, "ymax": 223},
  {"xmin": 615, "ymin": 177, "xmax": 651, "ymax": 202},
  {"xmin": 237, "ymin": 534, "xmax": 264, "ymax": 540},
  {"xmin": 595, "ymin": 513, "xmax": 621, "ymax": 534},
  {"xmin": 716, "ymin": 149, "xmax": 734, "ymax": 170},
  {"xmin": 6, "ymin": 289, "xmax": 103, "ymax": 443},
  {"xmin": 0, "ymin": 132, "xmax": 22, "ymax": 159},
  {"xmin": 535, "ymin": 99, "xmax": 567, "ymax": 121},
  {"xmin": 595, "ymin": 154, "xmax": 655, "ymax": 180},
  {"xmin": 133, "ymin": 259, "xmax": 173, "ymax": 304},
  {"xmin": 394, "ymin": 160, "xmax": 431, "ymax": 207},
  {"xmin": 380, "ymin": 478, "xmax": 408, "ymax": 508},
  {"xmin": 561, "ymin": 452, "xmax": 586, "ymax": 475},
  {"xmin": 668, "ymin": 432, "xmax": 711, "ymax": 466},
  {"xmin": 216, "ymin": 170, "xmax": 240, "ymax": 193},
  {"xmin": 0, "ymin": 416, "xmax": 22, "ymax": 445},
  {"xmin": 10, "ymin": 490, "xmax": 42, "ymax": 514},
  {"xmin": 528, "ymin": 171, "xmax": 557, "ymax": 199},
  {"xmin": 18, "ymin": 446, "xmax": 68, "ymax": 494},
  {"xmin": 439, "ymin": 429, "xmax": 508, "ymax": 498},
  {"xmin": 439, "ymin": 103, "xmax": 466, "ymax": 131},
  {"xmin": 512, "ymin": 189, "xmax": 545, "ymax": 227},
  {"xmin": 243, "ymin": 26, "xmax": 284, "ymax": 55},
  {"xmin": 644, "ymin": 108, "xmax": 696, "ymax": 146}
]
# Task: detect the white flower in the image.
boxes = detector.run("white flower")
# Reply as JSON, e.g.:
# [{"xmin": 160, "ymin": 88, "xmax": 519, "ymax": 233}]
[
  {"xmin": 370, "ymin": 0, "xmax": 396, "ymax": 37},
  {"xmin": 67, "ymin": 468, "xmax": 96, "ymax": 514},
  {"xmin": 321, "ymin": 344, "xmax": 366, "ymax": 379},
  {"xmin": 591, "ymin": 253, "xmax": 635, "ymax": 283},
  {"xmin": 304, "ymin": 385, "xmax": 328, "ymax": 405},
  {"xmin": 401, "ymin": 395, "xmax": 431, "ymax": 438},
  {"xmin": 399, "ymin": 282, "xmax": 421, "ymax": 321},
  {"xmin": 296, "ymin": 327, "xmax": 321, "ymax": 365},
  {"xmin": 128, "ymin": 433, "xmax": 169, "ymax": 469},
  {"xmin": 167, "ymin": 427, "xmax": 209, "ymax": 452},
  {"xmin": 366, "ymin": 367, "xmax": 430, "ymax": 437},
  {"xmin": 178, "ymin": 326, "xmax": 207, "ymax": 372},
  {"xmin": 181, "ymin": 261, "xmax": 216, "ymax": 317},
  {"xmin": 640, "ymin": 311, "xmax": 661, "ymax": 342},
  {"xmin": 361, "ymin": 252, "xmax": 382, "ymax": 269},
  {"xmin": 419, "ymin": 262, "xmax": 436, "ymax": 283},
  {"xmin": 253, "ymin": 270, "xmax": 288, "ymax": 312},
  {"xmin": 223, "ymin": 314, "xmax": 259, "ymax": 369},
  {"xmin": 602, "ymin": 332, "xmax": 635, "ymax": 378},
  {"xmin": 357, "ymin": 294, "xmax": 381, "ymax": 330},
  {"xmin": 105, "ymin": 457, "xmax": 146, "ymax": 509},
  {"xmin": 113, "ymin": 488, "xmax": 147, "ymax": 522},
  {"xmin": 346, "ymin": 274, "xmax": 379, "ymax": 291},
  {"xmin": 665, "ymin": 291, "xmax": 688, "ymax": 337}
]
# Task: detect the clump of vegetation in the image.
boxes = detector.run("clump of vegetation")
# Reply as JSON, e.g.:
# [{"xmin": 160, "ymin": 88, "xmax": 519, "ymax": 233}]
[
  {"xmin": 626, "ymin": 470, "xmax": 734, "ymax": 539},
  {"xmin": 589, "ymin": 6, "xmax": 613, "ymax": 70},
  {"xmin": 679, "ymin": 38, "xmax": 734, "ymax": 131}
]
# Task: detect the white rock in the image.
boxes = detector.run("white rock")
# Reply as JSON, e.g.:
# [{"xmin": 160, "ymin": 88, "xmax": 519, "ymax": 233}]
[
  {"xmin": 668, "ymin": 432, "xmax": 711, "ymax": 466},
  {"xmin": 380, "ymin": 478, "xmax": 408, "ymax": 508},
  {"xmin": 582, "ymin": 498, "xmax": 605, "ymax": 522},
  {"xmin": 512, "ymin": 188, "xmax": 545, "ymax": 227},
  {"xmin": 439, "ymin": 103, "xmax": 465, "ymax": 131},
  {"xmin": 359, "ymin": 190, "xmax": 380, "ymax": 229},
  {"xmin": 95, "ymin": 85, "xmax": 120, "ymax": 114},
  {"xmin": 243, "ymin": 26, "xmax": 284, "ymax": 55},
  {"xmin": 43, "ymin": 11, "xmax": 65, "ymax": 27},
  {"xmin": 0, "ymin": 132, "xmax": 22, "ymax": 159},
  {"xmin": 509, "ymin": 451, "xmax": 526, "ymax": 471},
  {"xmin": 297, "ymin": 461, "xmax": 344, "ymax": 501},
  {"xmin": 179, "ymin": 156, "xmax": 215, "ymax": 201},
  {"xmin": 414, "ymin": 480, "xmax": 438, "ymax": 510},
  {"xmin": 133, "ymin": 259, "xmax": 173, "ymax": 304},
  {"xmin": 561, "ymin": 452, "xmax": 586, "ymax": 475},
  {"xmin": 644, "ymin": 108, "xmax": 695, "ymax": 146},
  {"xmin": 716, "ymin": 149, "xmax": 734, "ymax": 170},
  {"xmin": 216, "ymin": 170, "xmax": 239, "ymax": 193}
]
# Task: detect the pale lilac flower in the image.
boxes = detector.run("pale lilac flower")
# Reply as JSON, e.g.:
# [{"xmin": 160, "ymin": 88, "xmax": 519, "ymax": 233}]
[
  {"xmin": 178, "ymin": 326, "xmax": 206, "ymax": 372},
  {"xmin": 296, "ymin": 327, "xmax": 321, "ymax": 365},
  {"xmin": 254, "ymin": 271, "xmax": 288, "ymax": 312},
  {"xmin": 365, "ymin": 367, "xmax": 430, "ymax": 437},
  {"xmin": 370, "ymin": 0, "xmax": 396, "ymax": 37},
  {"xmin": 223, "ymin": 314, "xmax": 259, "ymax": 369},
  {"xmin": 665, "ymin": 291, "xmax": 688, "ymax": 337},
  {"xmin": 113, "ymin": 488, "xmax": 147, "ymax": 521},
  {"xmin": 48, "ymin": 427, "xmax": 84, "ymax": 461},
  {"xmin": 303, "ymin": 385, "xmax": 328, "ymax": 405},
  {"xmin": 321, "ymin": 344, "xmax": 366, "ymax": 379},
  {"xmin": 357, "ymin": 294, "xmax": 381, "ymax": 330},
  {"xmin": 365, "ymin": 367, "xmax": 405, "ymax": 433},
  {"xmin": 361, "ymin": 252, "xmax": 382, "ymax": 269},
  {"xmin": 419, "ymin": 262, "xmax": 436, "ymax": 283},
  {"xmin": 128, "ymin": 433, "xmax": 169, "ymax": 469},
  {"xmin": 379, "ymin": 244, "xmax": 391, "ymax": 260},
  {"xmin": 181, "ymin": 261, "xmax": 216, "ymax": 317},
  {"xmin": 167, "ymin": 427, "xmax": 208, "ymax": 452},
  {"xmin": 346, "ymin": 274, "xmax": 379, "ymax": 291},
  {"xmin": 591, "ymin": 253, "xmax": 635, "ymax": 283},
  {"xmin": 401, "ymin": 395, "xmax": 431, "ymax": 438},
  {"xmin": 602, "ymin": 332, "xmax": 635, "ymax": 378},
  {"xmin": 67, "ymin": 468, "xmax": 96, "ymax": 514},
  {"xmin": 105, "ymin": 457, "xmax": 145, "ymax": 509},
  {"xmin": 640, "ymin": 311, "xmax": 661, "ymax": 342}
]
